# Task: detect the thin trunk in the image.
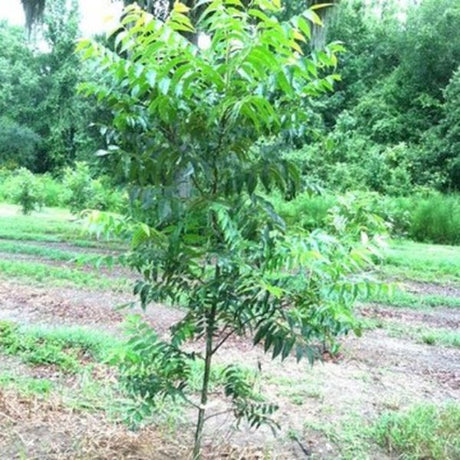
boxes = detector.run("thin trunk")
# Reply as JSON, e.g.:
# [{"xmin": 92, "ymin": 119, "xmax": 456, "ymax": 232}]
[{"xmin": 192, "ymin": 303, "xmax": 216, "ymax": 459}]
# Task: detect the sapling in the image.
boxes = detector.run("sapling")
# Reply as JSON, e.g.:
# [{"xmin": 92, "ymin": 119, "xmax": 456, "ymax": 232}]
[{"xmin": 79, "ymin": 1, "xmax": 380, "ymax": 457}]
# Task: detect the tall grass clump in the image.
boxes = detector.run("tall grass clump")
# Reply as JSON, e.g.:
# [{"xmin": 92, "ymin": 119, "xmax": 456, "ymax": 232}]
[
  {"xmin": 409, "ymin": 193, "xmax": 460, "ymax": 245},
  {"xmin": 373, "ymin": 403, "xmax": 460, "ymax": 460}
]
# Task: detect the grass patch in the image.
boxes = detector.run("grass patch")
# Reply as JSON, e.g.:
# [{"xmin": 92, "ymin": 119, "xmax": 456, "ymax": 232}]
[
  {"xmin": 0, "ymin": 321, "xmax": 120, "ymax": 372},
  {"xmin": 0, "ymin": 258, "xmax": 127, "ymax": 290},
  {"xmin": 60, "ymin": 369, "xmax": 124, "ymax": 414},
  {"xmin": 0, "ymin": 240, "xmax": 108, "ymax": 264},
  {"xmin": 0, "ymin": 210, "xmax": 79, "ymax": 238},
  {"xmin": 419, "ymin": 329, "xmax": 460, "ymax": 348},
  {"xmin": 373, "ymin": 403, "xmax": 460, "ymax": 460},
  {"xmin": 0, "ymin": 204, "xmax": 125, "ymax": 250},
  {"xmin": 303, "ymin": 416, "xmax": 374, "ymax": 460},
  {"xmin": 361, "ymin": 317, "xmax": 460, "ymax": 348},
  {"xmin": 381, "ymin": 240, "xmax": 460, "ymax": 283},
  {"xmin": 368, "ymin": 289, "xmax": 460, "ymax": 309},
  {"xmin": 0, "ymin": 372, "xmax": 54, "ymax": 396}
]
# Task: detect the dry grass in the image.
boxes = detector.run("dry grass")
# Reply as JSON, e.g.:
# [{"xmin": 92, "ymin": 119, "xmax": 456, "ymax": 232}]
[
  {"xmin": 0, "ymin": 389, "xmax": 272, "ymax": 459},
  {"xmin": 0, "ymin": 389, "xmax": 182, "ymax": 459}
]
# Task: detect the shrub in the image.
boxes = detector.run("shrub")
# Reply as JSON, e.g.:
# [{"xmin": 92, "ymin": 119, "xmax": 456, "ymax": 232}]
[
  {"xmin": 273, "ymin": 192, "xmax": 336, "ymax": 231},
  {"xmin": 63, "ymin": 162, "xmax": 95, "ymax": 213},
  {"xmin": 90, "ymin": 176, "xmax": 127, "ymax": 213},
  {"xmin": 40, "ymin": 173, "xmax": 70, "ymax": 207},
  {"xmin": 63, "ymin": 162, "xmax": 126, "ymax": 214},
  {"xmin": 274, "ymin": 191, "xmax": 390, "ymax": 242},
  {"xmin": 8, "ymin": 168, "xmax": 44, "ymax": 214}
]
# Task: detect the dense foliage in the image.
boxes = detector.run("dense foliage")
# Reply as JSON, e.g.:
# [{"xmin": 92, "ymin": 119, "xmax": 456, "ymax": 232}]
[
  {"xmin": 0, "ymin": 0, "xmax": 99, "ymax": 172},
  {"xmin": 283, "ymin": 0, "xmax": 460, "ymax": 193},
  {"xmin": 0, "ymin": 165, "xmax": 125, "ymax": 213},
  {"xmin": 2, "ymin": 0, "xmax": 459, "ymax": 194}
]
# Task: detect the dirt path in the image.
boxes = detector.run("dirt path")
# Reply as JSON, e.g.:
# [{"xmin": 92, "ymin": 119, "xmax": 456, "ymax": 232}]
[
  {"xmin": 0, "ymin": 279, "xmax": 184, "ymax": 336},
  {"xmin": 361, "ymin": 303, "xmax": 460, "ymax": 330},
  {"xmin": 400, "ymin": 280, "xmax": 460, "ymax": 298}
]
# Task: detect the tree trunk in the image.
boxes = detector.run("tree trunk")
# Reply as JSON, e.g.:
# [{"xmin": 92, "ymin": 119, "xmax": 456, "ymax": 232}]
[{"xmin": 192, "ymin": 303, "xmax": 216, "ymax": 459}]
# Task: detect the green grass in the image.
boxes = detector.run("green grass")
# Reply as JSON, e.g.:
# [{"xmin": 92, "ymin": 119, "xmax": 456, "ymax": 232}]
[
  {"xmin": 0, "ymin": 372, "xmax": 54, "ymax": 396},
  {"xmin": 409, "ymin": 194, "xmax": 460, "ymax": 245},
  {"xmin": 303, "ymin": 416, "xmax": 374, "ymax": 460},
  {"xmin": 0, "ymin": 321, "xmax": 121, "ymax": 372},
  {"xmin": 373, "ymin": 403, "xmax": 460, "ymax": 460},
  {"xmin": 0, "ymin": 240, "xmax": 108, "ymax": 264},
  {"xmin": 303, "ymin": 404, "xmax": 460, "ymax": 460},
  {"xmin": 0, "ymin": 204, "xmax": 125, "ymax": 250},
  {"xmin": 381, "ymin": 240, "xmax": 460, "ymax": 283},
  {"xmin": 369, "ymin": 289, "xmax": 460, "ymax": 309},
  {"xmin": 362, "ymin": 319, "xmax": 460, "ymax": 348},
  {"xmin": 418, "ymin": 329, "xmax": 460, "ymax": 348},
  {"xmin": 0, "ymin": 258, "xmax": 127, "ymax": 290}
]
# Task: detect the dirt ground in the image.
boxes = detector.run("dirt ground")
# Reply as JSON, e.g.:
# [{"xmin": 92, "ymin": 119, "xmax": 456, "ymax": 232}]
[{"xmin": 0, "ymin": 265, "xmax": 459, "ymax": 459}]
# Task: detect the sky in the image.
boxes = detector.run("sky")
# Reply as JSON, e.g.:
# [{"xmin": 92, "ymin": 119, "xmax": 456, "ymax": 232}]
[
  {"xmin": 0, "ymin": 0, "xmax": 416, "ymax": 35},
  {"xmin": 0, "ymin": 0, "xmax": 123, "ymax": 36}
]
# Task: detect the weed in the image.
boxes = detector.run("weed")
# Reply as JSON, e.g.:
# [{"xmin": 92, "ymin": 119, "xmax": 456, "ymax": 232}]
[
  {"xmin": 419, "ymin": 330, "xmax": 460, "ymax": 348},
  {"xmin": 422, "ymin": 334, "xmax": 436, "ymax": 345}
]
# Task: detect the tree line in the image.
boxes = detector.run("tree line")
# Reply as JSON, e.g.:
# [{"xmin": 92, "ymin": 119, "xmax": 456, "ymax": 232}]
[{"xmin": 1, "ymin": 0, "xmax": 459, "ymax": 192}]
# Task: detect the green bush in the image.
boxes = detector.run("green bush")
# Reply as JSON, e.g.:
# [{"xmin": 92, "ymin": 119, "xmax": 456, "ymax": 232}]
[
  {"xmin": 8, "ymin": 168, "xmax": 45, "ymax": 214},
  {"xmin": 90, "ymin": 176, "xmax": 126, "ymax": 213},
  {"xmin": 40, "ymin": 173, "xmax": 70, "ymax": 207},
  {"xmin": 364, "ymin": 193, "xmax": 460, "ymax": 245},
  {"xmin": 373, "ymin": 403, "xmax": 460, "ymax": 460},
  {"xmin": 274, "ymin": 191, "xmax": 460, "ymax": 245},
  {"xmin": 63, "ymin": 162, "xmax": 95, "ymax": 213},
  {"xmin": 274, "ymin": 191, "xmax": 390, "ymax": 241},
  {"xmin": 0, "ymin": 117, "xmax": 41, "ymax": 169},
  {"xmin": 0, "ymin": 169, "xmax": 69, "ymax": 208},
  {"xmin": 63, "ymin": 162, "xmax": 126, "ymax": 214}
]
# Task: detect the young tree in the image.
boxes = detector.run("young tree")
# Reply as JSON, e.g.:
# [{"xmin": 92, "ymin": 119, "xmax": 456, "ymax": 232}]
[{"xmin": 79, "ymin": 1, "xmax": 378, "ymax": 457}]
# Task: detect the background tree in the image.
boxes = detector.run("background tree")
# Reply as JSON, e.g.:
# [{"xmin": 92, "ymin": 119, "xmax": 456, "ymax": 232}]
[
  {"xmin": 284, "ymin": 0, "xmax": 460, "ymax": 194},
  {"xmin": 35, "ymin": 0, "xmax": 96, "ymax": 170},
  {"xmin": 1, "ymin": 1, "xmax": 100, "ymax": 171}
]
